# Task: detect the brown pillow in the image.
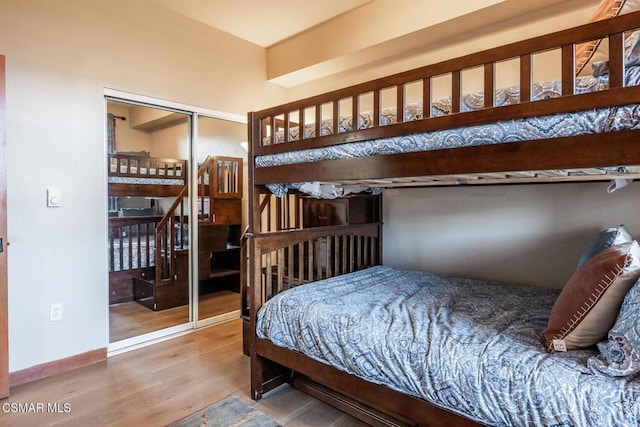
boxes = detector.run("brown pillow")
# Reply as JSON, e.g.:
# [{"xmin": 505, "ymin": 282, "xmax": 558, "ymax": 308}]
[
  {"xmin": 545, "ymin": 241, "xmax": 640, "ymax": 353},
  {"xmin": 575, "ymin": 0, "xmax": 640, "ymax": 76}
]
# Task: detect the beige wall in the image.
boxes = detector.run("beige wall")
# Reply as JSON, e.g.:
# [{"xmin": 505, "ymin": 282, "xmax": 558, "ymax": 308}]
[
  {"xmin": 285, "ymin": 2, "xmax": 595, "ymax": 99},
  {"xmin": 0, "ymin": 0, "xmax": 286, "ymax": 373},
  {"xmin": 109, "ymin": 104, "xmax": 152, "ymax": 153},
  {"xmin": 383, "ymin": 183, "xmax": 640, "ymax": 289}
]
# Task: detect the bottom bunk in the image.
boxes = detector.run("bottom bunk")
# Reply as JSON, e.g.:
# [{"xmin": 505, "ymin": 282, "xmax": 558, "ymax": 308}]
[{"xmin": 249, "ymin": 229, "xmax": 640, "ymax": 426}]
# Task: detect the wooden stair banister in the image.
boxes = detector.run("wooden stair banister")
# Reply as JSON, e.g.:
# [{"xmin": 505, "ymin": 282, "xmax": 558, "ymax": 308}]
[
  {"xmin": 154, "ymin": 184, "xmax": 188, "ymax": 284},
  {"xmin": 154, "ymin": 156, "xmax": 244, "ymax": 285},
  {"xmin": 154, "ymin": 156, "xmax": 215, "ymax": 283}
]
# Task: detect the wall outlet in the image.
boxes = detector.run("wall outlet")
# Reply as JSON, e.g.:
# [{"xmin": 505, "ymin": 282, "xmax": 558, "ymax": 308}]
[{"xmin": 50, "ymin": 303, "xmax": 63, "ymax": 322}]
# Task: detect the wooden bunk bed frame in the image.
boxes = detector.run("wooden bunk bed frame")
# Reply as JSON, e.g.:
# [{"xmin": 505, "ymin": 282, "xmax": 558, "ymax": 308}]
[
  {"xmin": 247, "ymin": 12, "xmax": 640, "ymax": 427},
  {"xmin": 107, "ymin": 153, "xmax": 187, "ymax": 197},
  {"xmin": 108, "ymin": 154, "xmax": 243, "ymax": 308}
]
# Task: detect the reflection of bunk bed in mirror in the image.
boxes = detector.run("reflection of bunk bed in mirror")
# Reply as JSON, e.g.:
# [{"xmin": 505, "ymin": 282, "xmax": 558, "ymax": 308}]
[
  {"xmin": 108, "ymin": 153, "xmax": 243, "ymax": 311},
  {"xmin": 246, "ymin": 9, "xmax": 640, "ymax": 427},
  {"xmin": 107, "ymin": 152, "xmax": 186, "ymax": 197}
]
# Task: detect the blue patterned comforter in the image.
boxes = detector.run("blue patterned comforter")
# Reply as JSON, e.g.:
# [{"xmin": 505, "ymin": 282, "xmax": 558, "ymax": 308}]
[{"xmin": 257, "ymin": 266, "xmax": 640, "ymax": 426}]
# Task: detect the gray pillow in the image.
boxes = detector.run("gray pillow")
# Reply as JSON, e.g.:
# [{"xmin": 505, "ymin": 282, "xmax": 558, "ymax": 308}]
[
  {"xmin": 577, "ymin": 225, "xmax": 633, "ymax": 269},
  {"xmin": 588, "ymin": 277, "xmax": 640, "ymax": 377}
]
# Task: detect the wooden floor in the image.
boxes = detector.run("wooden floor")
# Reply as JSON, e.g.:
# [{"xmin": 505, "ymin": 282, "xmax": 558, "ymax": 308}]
[
  {"xmin": 109, "ymin": 290, "xmax": 241, "ymax": 342},
  {"xmin": 3, "ymin": 319, "xmax": 367, "ymax": 427}
]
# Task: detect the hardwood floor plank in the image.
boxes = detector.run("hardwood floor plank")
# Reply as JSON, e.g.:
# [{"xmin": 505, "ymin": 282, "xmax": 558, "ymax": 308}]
[
  {"xmin": 2, "ymin": 319, "xmax": 366, "ymax": 427},
  {"xmin": 109, "ymin": 290, "xmax": 240, "ymax": 342}
]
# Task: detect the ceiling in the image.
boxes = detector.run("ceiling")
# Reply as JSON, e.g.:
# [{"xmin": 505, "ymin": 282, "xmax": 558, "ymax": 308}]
[
  {"xmin": 148, "ymin": 0, "xmax": 598, "ymax": 89},
  {"xmin": 149, "ymin": 0, "xmax": 374, "ymax": 47}
]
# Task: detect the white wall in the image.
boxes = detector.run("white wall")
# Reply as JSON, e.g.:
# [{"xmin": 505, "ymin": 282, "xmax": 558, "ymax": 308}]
[
  {"xmin": 383, "ymin": 183, "xmax": 640, "ymax": 289},
  {"xmin": 0, "ymin": 0, "xmax": 287, "ymax": 373},
  {"xmin": 109, "ymin": 104, "xmax": 151, "ymax": 153}
]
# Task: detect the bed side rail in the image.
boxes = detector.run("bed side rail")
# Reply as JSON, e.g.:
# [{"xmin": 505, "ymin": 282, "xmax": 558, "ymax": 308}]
[
  {"xmin": 247, "ymin": 223, "xmax": 380, "ymax": 311},
  {"xmin": 249, "ymin": 12, "xmax": 640, "ymax": 159},
  {"xmin": 247, "ymin": 223, "xmax": 381, "ymax": 398},
  {"xmin": 108, "ymin": 216, "xmax": 162, "ymax": 272}
]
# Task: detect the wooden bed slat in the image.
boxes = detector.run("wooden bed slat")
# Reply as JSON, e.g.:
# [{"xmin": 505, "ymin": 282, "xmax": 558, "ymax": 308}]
[
  {"xmin": 352, "ymin": 95, "xmax": 359, "ymax": 131},
  {"xmin": 609, "ymin": 31, "xmax": 625, "ymax": 89},
  {"xmin": 397, "ymin": 84, "xmax": 404, "ymax": 124},
  {"xmin": 374, "ymin": 89, "xmax": 381, "ymax": 127},
  {"xmin": 422, "ymin": 77, "xmax": 431, "ymax": 119},
  {"xmin": 562, "ymin": 44, "xmax": 575, "ymax": 96},
  {"xmin": 315, "ymin": 104, "xmax": 321, "ymax": 140},
  {"xmin": 484, "ymin": 63, "xmax": 494, "ymax": 108},
  {"xmin": 451, "ymin": 70, "xmax": 461, "ymax": 114},
  {"xmin": 333, "ymin": 100, "xmax": 339, "ymax": 135}
]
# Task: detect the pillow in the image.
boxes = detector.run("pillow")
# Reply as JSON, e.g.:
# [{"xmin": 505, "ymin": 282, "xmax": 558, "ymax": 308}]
[
  {"xmin": 588, "ymin": 277, "xmax": 640, "ymax": 376},
  {"xmin": 575, "ymin": 0, "xmax": 640, "ymax": 76},
  {"xmin": 576, "ymin": 224, "xmax": 633, "ymax": 269},
  {"xmin": 545, "ymin": 240, "xmax": 640, "ymax": 353}
]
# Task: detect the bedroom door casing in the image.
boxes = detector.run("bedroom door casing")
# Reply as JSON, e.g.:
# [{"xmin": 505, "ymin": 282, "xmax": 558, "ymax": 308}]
[{"xmin": 0, "ymin": 54, "xmax": 9, "ymax": 398}]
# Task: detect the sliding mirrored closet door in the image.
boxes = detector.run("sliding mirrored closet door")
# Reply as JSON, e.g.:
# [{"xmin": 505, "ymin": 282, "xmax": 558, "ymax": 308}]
[
  {"xmin": 106, "ymin": 96, "xmax": 248, "ymax": 348},
  {"xmin": 194, "ymin": 115, "xmax": 246, "ymax": 326},
  {"xmin": 106, "ymin": 99, "xmax": 193, "ymax": 344}
]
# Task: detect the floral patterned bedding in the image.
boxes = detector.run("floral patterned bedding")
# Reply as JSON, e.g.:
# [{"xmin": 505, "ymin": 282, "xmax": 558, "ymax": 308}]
[{"xmin": 257, "ymin": 265, "xmax": 640, "ymax": 426}]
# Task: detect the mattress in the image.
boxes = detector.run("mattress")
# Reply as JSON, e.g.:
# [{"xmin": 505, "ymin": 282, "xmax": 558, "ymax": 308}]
[
  {"xmin": 257, "ymin": 66, "xmax": 640, "ymax": 197},
  {"xmin": 257, "ymin": 265, "xmax": 640, "ymax": 426},
  {"xmin": 108, "ymin": 176, "xmax": 185, "ymax": 186}
]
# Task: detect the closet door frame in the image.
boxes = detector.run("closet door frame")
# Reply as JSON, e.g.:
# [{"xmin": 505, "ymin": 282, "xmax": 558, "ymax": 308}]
[{"xmin": 1, "ymin": 54, "xmax": 9, "ymax": 398}]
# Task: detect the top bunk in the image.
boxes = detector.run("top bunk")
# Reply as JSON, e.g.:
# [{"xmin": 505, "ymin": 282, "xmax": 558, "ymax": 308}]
[
  {"xmin": 248, "ymin": 11, "xmax": 640, "ymax": 196},
  {"xmin": 107, "ymin": 152, "xmax": 243, "ymax": 199},
  {"xmin": 108, "ymin": 152, "xmax": 187, "ymax": 197}
]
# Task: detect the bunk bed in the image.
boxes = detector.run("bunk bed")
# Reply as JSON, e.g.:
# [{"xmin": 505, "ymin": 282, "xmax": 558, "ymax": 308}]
[
  {"xmin": 108, "ymin": 153, "xmax": 243, "ymax": 309},
  {"xmin": 107, "ymin": 152, "xmax": 187, "ymax": 304},
  {"xmin": 107, "ymin": 152, "xmax": 186, "ymax": 197},
  {"xmin": 246, "ymin": 6, "xmax": 640, "ymax": 427}
]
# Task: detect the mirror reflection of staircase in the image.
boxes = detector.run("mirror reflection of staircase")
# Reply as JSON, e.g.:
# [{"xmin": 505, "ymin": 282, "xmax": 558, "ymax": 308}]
[
  {"xmin": 132, "ymin": 156, "xmax": 243, "ymax": 312},
  {"xmin": 107, "ymin": 154, "xmax": 244, "ymax": 337}
]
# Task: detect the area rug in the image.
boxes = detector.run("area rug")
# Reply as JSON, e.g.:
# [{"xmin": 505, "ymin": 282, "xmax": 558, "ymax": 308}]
[{"xmin": 168, "ymin": 396, "xmax": 281, "ymax": 427}]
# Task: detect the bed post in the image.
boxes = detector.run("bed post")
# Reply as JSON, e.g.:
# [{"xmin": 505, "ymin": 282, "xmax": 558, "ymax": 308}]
[
  {"xmin": 248, "ymin": 236, "xmax": 264, "ymax": 400},
  {"xmin": 247, "ymin": 111, "xmax": 262, "ymax": 399},
  {"xmin": 247, "ymin": 112, "xmax": 287, "ymax": 400}
]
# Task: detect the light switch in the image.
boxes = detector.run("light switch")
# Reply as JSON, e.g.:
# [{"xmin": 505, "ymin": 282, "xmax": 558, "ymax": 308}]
[{"xmin": 47, "ymin": 189, "xmax": 62, "ymax": 207}]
